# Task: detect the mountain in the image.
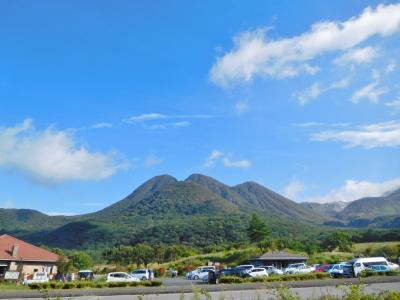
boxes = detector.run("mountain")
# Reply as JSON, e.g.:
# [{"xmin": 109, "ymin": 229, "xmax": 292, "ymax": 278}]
[
  {"xmin": 301, "ymin": 187, "xmax": 400, "ymax": 228},
  {"xmin": 300, "ymin": 201, "xmax": 348, "ymax": 219},
  {"xmin": 1, "ymin": 174, "xmax": 399, "ymax": 249}
]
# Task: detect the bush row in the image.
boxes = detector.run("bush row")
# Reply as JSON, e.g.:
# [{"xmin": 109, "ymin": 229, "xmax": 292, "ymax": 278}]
[
  {"xmin": 28, "ymin": 280, "xmax": 162, "ymax": 290},
  {"xmin": 219, "ymin": 272, "xmax": 330, "ymax": 284},
  {"xmin": 360, "ymin": 270, "xmax": 400, "ymax": 278}
]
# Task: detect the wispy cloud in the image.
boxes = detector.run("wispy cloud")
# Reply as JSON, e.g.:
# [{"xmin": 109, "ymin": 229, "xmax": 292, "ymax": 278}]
[
  {"xmin": 144, "ymin": 154, "xmax": 163, "ymax": 168},
  {"xmin": 0, "ymin": 199, "xmax": 14, "ymax": 209},
  {"xmin": 295, "ymin": 78, "xmax": 349, "ymax": 105},
  {"xmin": 311, "ymin": 120, "xmax": 400, "ymax": 148},
  {"xmin": 305, "ymin": 177, "xmax": 400, "ymax": 203},
  {"xmin": 124, "ymin": 113, "xmax": 211, "ymax": 129},
  {"xmin": 234, "ymin": 100, "xmax": 249, "ymax": 113},
  {"xmin": 334, "ymin": 46, "xmax": 379, "ymax": 65},
  {"xmin": 145, "ymin": 121, "xmax": 191, "ymax": 130},
  {"xmin": 351, "ymin": 81, "xmax": 387, "ymax": 103},
  {"xmin": 283, "ymin": 179, "xmax": 304, "ymax": 200},
  {"xmin": 0, "ymin": 119, "xmax": 127, "ymax": 185},
  {"xmin": 386, "ymin": 61, "xmax": 396, "ymax": 75},
  {"xmin": 210, "ymin": 3, "xmax": 400, "ymax": 86},
  {"xmin": 386, "ymin": 99, "xmax": 400, "ymax": 114},
  {"xmin": 91, "ymin": 122, "xmax": 113, "ymax": 129},
  {"xmin": 204, "ymin": 150, "xmax": 252, "ymax": 169}
]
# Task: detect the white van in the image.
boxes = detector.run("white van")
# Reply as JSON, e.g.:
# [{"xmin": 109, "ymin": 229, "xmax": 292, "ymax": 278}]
[{"xmin": 350, "ymin": 257, "xmax": 389, "ymax": 277}]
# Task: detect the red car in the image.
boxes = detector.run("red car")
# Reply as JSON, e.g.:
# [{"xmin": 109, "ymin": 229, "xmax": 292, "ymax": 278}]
[{"xmin": 315, "ymin": 264, "xmax": 332, "ymax": 272}]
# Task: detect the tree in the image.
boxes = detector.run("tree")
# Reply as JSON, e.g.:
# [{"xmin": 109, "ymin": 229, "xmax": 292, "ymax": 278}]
[
  {"xmin": 69, "ymin": 251, "xmax": 93, "ymax": 271},
  {"xmin": 132, "ymin": 244, "xmax": 155, "ymax": 267},
  {"xmin": 154, "ymin": 243, "xmax": 166, "ymax": 265},
  {"xmin": 247, "ymin": 214, "xmax": 270, "ymax": 243},
  {"xmin": 103, "ymin": 246, "xmax": 134, "ymax": 266},
  {"xmin": 258, "ymin": 238, "xmax": 272, "ymax": 252},
  {"xmin": 323, "ymin": 232, "xmax": 353, "ymax": 252}
]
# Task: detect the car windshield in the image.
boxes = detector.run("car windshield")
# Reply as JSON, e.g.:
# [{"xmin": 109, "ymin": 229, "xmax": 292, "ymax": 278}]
[{"xmin": 132, "ymin": 270, "xmax": 146, "ymax": 274}]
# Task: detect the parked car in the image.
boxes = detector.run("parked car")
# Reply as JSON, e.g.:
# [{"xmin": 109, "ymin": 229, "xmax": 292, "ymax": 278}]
[
  {"xmin": 166, "ymin": 268, "xmax": 178, "ymax": 277},
  {"xmin": 283, "ymin": 263, "xmax": 306, "ymax": 274},
  {"xmin": 197, "ymin": 269, "xmax": 211, "ymax": 281},
  {"xmin": 25, "ymin": 272, "xmax": 49, "ymax": 285},
  {"xmin": 388, "ymin": 262, "xmax": 399, "ymax": 271},
  {"xmin": 292, "ymin": 265, "xmax": 315, "ymax": 274},
  {"xmin": 130, "ymin": 269, "xmax": 153, "ymax": 281},
  {"xmin": 329, "ymin": 264, "xmax": 354, "ymax": 278},
  {"xmin": 244, "ymin": 268, "xmax": 269, "ymax": 278},
  {"xmin": 77, "ymin": 270, "xmax": 94, "ymax": 281},
  {"xmin": 315, "ymin": 264, "xmax": 332, "ymax": 273},
  {"xmin": 186, "ymin": 266, "xmax": 215, "ymax": 280},
  {"xmin": 106, "ymin": 272, "xmax": 140, "ymax": 283},
  {"xmin": 367, "ymin": 265, "xmax": 390, "ymax": 273},
  {"xmin": 350, "ymin": 257, "xmax": 389, "ymax": 277},
  {"xmin": 218, "ymin": 268, "xmax": 237, "ymax": 277},
  {"xmin": 233, "ymin": 265, "xmax": 255, "ymax": 277},
  {"xmin": 260, "ymin": 266, "xmax": 283, "ymax": 275}
]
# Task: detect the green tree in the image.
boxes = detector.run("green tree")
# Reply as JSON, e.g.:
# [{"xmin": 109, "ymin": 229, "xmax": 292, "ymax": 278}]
[
  {"xmin": 154, "ymin": 243, "xmax": 166, "ymax": 265},
  {"xmin": 258, "ymin": 238, "xmax": 272, "ymax": 252},
  {"xmin": 132, "ymin": 244, "xmax": 155, "ymax": 267},
  {"xmin": 103, "ymin": 245, "xmax": 134, "ymax": 266},
  {"xmin": 247, "ymin": 214, "xmax": 270, "ymax": 243},
  {"xmin": 69, "ymin": 251, "xmax": 93, "ymax": 271},
  {"xmin": 323, "ymin": 232, "xmax": 353, "ymax": 252}
]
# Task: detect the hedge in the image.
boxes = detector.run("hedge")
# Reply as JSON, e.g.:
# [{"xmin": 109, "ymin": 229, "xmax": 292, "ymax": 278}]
[
  {"xmin": 360, "ymin": 270, "xmax": 400, "ymax": 278},
  {"xmin": 28, "ymin": 280, "xmax": 163, "ymax": 290},
  {"xmin": 219, "ymin": 273, "xmax": 330, "ymax": 284}
]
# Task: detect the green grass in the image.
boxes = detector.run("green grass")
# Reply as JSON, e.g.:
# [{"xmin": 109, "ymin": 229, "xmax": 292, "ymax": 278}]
[
  {"xmin": 0, "ymin": 281, "xmax": 29, "ymax": 291},
  {"xmin": 352, "ymin": 241, "xmax": 400, "ymax": 252}
]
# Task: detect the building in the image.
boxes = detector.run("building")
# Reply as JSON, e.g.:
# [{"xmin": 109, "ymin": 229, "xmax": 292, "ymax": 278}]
[
  {"xmin": 0, "ymin": 234, "xmax": 59, "ymax": 278},
  {"xmin": 249, "ymin": 251, "xmax": 308, "ymax": 269}
]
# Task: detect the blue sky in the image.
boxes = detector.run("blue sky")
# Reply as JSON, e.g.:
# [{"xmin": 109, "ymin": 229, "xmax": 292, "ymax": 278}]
[{"xmin": 1, "ymin": 0, "xmax": 400, "ymax": 215}]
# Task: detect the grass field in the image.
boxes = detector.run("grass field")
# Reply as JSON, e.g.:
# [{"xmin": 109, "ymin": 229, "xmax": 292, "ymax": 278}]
[
  {"xmin": 353, "ymin": 241, "xmax": 400, "ymax": 252},
  {"xmin": 0, "ymin": 282, "xmax": 28, "ymax": 291}
]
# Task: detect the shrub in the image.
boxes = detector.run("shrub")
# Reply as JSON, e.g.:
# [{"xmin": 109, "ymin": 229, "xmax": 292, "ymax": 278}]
[
  {"xmin": 149, "ymin": 280, "xmax": 163, "ymax": 287},
  {"xmin": 62, "ymin": 282, "xmax": 76, "ymax": 289},
  {"xmin": 154, "ymin": 267, "xmax": 166, "ymax": 277},
  {"xmin": 219, "ymin": 276, "xmax": 244, "ymax": 284},
  {"xmin": 107, "ymin": 282, "xmax": 128, "ymax": 288}
]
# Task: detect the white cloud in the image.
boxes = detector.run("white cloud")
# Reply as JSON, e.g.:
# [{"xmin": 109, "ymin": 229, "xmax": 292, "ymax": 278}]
[
  {"xmin": 203, "ymin": 150, "xmax": 224, "ymax": 167},
  {"xmin": 126, "ymin": 113, "xmax": 211, "ymax": 123},
  {"xmin": 1, "ymin": 200, "xmax": 14, "ymax": 209},
  {"xmin": 351, "ymin": 81, "xmax": 387, "ymax": 103},
  {"xmin": 203, "ymin": 150, "xmax": 251, "ymax": 169},
  {"xmin": 0, "ymin": 119, "xmax": 126, "ymax": 185},
  {"xmin": 283, "ymin": 179, "xmax": 304, "ymax": 200},
  {"xmin": 296, "ymin": 78, "xmax": 349, "ymax": 105},
  {"xmin": 222, "ymin": 157, "xmax": 252, "ymax": 169},
  {"xmin": 235, "ymin": 100, "xmax": 249, "ymax": 113},
  {"xmin": 386, "ymin": 99, "xmax": 400, "ymax": 114},
  {"xmin": 144, "ymin": 154, "xmax": 163, "ymax": 168},
  {"xmin": 294, "ymin": 122, "xmax": 324, "ymax": 128},
  {"xmin": 210, "ymin": 3, "xmax": 400, "ymax": 86},
  {"xmin": 91, "ymin": 122, "xmax": 113, "ymax": 129},
  {"xmin": 305, "ymin": 177, "xmax": 400, "ymax": 203},
  {"xmin": 386, "ymin": 61, "xmax": 396, "ymax": 75},
  {"xmin": 311, "ymin": 120, "xmax": 400, "ymax": 148},
  {"xmin": 146, "ymin": 121, "xmax": 191, "ymax": 130},
  {"xmin": 334, "ymin": 46, "xmax": 379, "ymax": 65}
]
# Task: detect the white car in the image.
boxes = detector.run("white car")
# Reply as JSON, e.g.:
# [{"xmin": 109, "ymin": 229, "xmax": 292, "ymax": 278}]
[
  {"xmin": 283, "ymin": 263, "xmax": 306, "ymax": 274},
  {"xmin": 26, "ymin": 272, "xmax": 49, "ymax": 285},
  {"xmin": 130, "ymin": 269, "xmax": 153, "ymax": 281},
  {"xmin": 186, "ymin": 266, "xmax": 215, "ymax": 280},
  {"xmin": 388, "ymin": 262, "xmax": 399, "ymax": 270},
  {"xmin": 262, "ymin": 266, "xmax": 283, "ymax": 275},
  {"xmin": 106, "ymin": 272, "xmax": 140, "ymax": 283},
  {"xmin": 293, "ymin": 265, "xmax": 315, "ymax": 274},
  {"xmin": 246, "ymin": 268, "xmax": 269, "ymax": 278}
]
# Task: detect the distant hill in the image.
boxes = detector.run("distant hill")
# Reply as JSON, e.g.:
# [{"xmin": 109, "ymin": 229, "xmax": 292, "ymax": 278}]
[
  {"xmin": 1, "ymin": 174, "xmax": 399, "ymax": 249},
  {"xmin": 300, "ymin": 201, "xmax": 348, "ymax": 219}
]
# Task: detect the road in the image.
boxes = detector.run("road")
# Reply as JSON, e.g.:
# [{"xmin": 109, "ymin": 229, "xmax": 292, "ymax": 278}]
[{"xmin": 2, "ymin": 276, "xmax": 400, "ymax": 300}]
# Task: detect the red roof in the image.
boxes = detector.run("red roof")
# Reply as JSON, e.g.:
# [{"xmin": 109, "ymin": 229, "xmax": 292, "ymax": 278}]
[{"xmin": 0, "ymin": 234, "xmax": 59, "ymax": 262}]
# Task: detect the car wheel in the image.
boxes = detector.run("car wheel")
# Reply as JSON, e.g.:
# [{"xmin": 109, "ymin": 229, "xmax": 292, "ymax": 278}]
[
  {"xmin": 142, "ymin": 277, "xmax": 147, "ymax": 280},
  {"xmin": 194, "ymin": 275, "xmax": 199, "ymax": 280}
]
